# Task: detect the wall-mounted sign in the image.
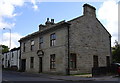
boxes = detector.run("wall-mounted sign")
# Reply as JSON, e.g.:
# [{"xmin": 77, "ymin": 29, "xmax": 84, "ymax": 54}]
[{"xmin": 37, "ymin": 50, "xmax": 44, "ymax": 57}]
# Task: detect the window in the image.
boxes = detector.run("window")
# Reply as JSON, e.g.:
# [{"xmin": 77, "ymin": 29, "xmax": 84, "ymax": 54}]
[
  {"xmin": 12, "ymin": 52, "xmax": 14, "ymax": 58},
  {"xmin": 50, "ymin": 33, "xmax": 56, "ymax": 46},
  {"xmin": 39, "ymin": 37, "xmax": 43, "ymax": 49},
  {"xmin": 31, "ymin": 40, "xmax": 34, "ymax": 51},
  {"xmin": 30, "ymin": 57, "xmax": 34, "ymax": 68},
  {"xmin": 5, "ymin": 54, "xmax": 7, "ymax": 60},
  {"xmin": 50, "ymin": 54, "xmax": 56, "ymax": 69},
  {"xmin": 106, "ymin": 56, "xmax": 110, "ymax": 66},
  {"xmin": 23, "ymin": 43, "xmax": 26, "ymax": 52},
  {"xmin": 70, "ymin": 53, "xmax": 76, "ymax": 69},
  {"xmin": 93, "ymin": 55, "xmax": 98, "ymax": 67}
]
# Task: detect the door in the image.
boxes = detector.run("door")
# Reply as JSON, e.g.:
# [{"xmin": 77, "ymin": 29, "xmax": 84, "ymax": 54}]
[
  {"xmin": 39, "ymin": 57, "xmax": 42, "ymax": 73},
  {"xmin": 21, "ymin": 59, "xmax": 26, "ymax": 72},
  {"xmin": 8, "ymin": 60, "xmax": 10, "ymax": 68}
]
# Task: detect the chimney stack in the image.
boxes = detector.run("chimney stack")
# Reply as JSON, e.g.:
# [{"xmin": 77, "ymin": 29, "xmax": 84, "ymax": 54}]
[
  {"xmin": 39, "ymin": 24, "xmax": 45, "ymax": 31},
  {"xmin": 45, "ymin": 18, "xmax": 51, "ymax": 25},
  {"xmin": 51, "ymin": 19, "xmax": 54, "ymax": 24},
  {"xmin": 83, "ymin": 4, "xmax": 96, "ymax": 17},
  {"xmin": 47, "ymin": 18, "xmax": 49, "ymax": 22}
]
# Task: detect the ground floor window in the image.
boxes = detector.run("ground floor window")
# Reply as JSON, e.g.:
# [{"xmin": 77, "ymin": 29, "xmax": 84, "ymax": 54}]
[
  {"xmin": 106, "ymin": 56, "xmax": 110, "ymax": 66},
  {"xmin": 70, "ymin": 53, "xmax": 76, "ymax": 69},
  {"xmin": 50, "ymin": 54, "xmax": 56, "ymax": 69},
  {"xmin": 30, "ymin": 57, "xmax": 34, "ymax": 68},
  {"xmin": 93, "ymin": 55, "xmax": 98, "ymax": 67}
]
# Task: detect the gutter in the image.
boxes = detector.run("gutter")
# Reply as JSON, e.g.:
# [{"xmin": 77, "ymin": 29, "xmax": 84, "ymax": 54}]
[
  {"xmin": 109, "ymin": 36, "xmax": 112, "ymax": 64},
  {"xmin": 67, "ymin": 24, "xmax": 70, "ymax": 75},
  {"xmin": 19, "ymin": 42, "xmax": 22, "ymax": 71}
]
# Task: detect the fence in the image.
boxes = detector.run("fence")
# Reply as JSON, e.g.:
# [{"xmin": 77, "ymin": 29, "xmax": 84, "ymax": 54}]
[{"xmin": 92, "ymin": 66, "xmax": 118, "ymax": 77}]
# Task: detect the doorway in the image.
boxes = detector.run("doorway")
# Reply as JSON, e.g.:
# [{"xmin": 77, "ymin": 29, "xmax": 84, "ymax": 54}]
[
  {"xmin": 21, "ymin": 59, "xmax": 26, "ymax": 72},
  {"xmin": 39, "ymin": 57, "xmax": 42, "ymax": 73}
]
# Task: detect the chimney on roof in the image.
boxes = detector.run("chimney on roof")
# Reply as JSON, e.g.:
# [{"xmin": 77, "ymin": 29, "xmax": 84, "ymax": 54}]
[
  {"xmin": 47, "ymin": 18, "xmax": 49, "ymax": 22},
  {"xmin": 39, "ymin": 24, "xmax": 45, "ymax": 31},
  {"xmin": 45, "ymin": 18, "xmax": 54, "ymax": 26},
  {"xmin": 51, "ymin": 19, "xmax": 54, "ymax": 24},
  {"xmin": 45, "ymin": 18, "xmax": 50, "ymax": 25},
  {"xmin": 83, "ymin": 4, "xmax": 96, "ymax": 17}
]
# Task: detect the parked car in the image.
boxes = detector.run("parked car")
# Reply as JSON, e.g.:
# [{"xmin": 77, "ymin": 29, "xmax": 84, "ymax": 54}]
[{"xmin": 111, "ymin": 63, "xmax": 120, "ymax": 76}]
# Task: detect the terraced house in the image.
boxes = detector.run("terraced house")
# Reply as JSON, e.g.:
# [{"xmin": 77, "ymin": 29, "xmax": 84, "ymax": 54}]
[
  {"xmin": 19, "ymin": 4, "xmax": 111, "ymax": 75},
  {"xmin": 3, "ymin": 47, "xmax": 20, "ymax": 70}
]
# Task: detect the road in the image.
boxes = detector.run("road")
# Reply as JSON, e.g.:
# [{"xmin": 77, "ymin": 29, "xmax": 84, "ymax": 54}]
[{"xmin": 2, "ymin": 70, "xmax": 119, "ymax": 83}]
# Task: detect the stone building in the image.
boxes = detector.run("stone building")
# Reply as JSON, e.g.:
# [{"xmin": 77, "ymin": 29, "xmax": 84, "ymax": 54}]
[{"xmin": 19, "ymin": 4, "xmax": 111, "ymax": 75}]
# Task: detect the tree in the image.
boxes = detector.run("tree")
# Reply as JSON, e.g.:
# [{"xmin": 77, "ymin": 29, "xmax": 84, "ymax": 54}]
[
  {"xmin": 112, "ymin": 40, "xmax": 120, "ymax": 63},
  {"xmin": 1, "ymin": 45, "xmax": 9, "ymax": 53}
]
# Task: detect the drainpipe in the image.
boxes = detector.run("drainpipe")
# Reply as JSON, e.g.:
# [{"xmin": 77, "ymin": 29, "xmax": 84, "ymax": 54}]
[
  {"xmin": 109, "ymin": 36, "xmax": 112, "ymax": 64},
  {"xmin": 19, "ymin": 42, "xmax": 21, "ymax": 71},
  {"xmin": 67, "ymin": 25, "xmax": 70, "ymax": 75}
]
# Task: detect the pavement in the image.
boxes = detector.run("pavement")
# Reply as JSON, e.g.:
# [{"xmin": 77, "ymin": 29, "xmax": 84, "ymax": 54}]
[
  {"xmin": 16, "ymin": 71, "xmax": 120, "ymax": 82},
  {"xmin": 49, "ymin": 75, "xmax": 119, "ymax": 82},
  {"xmin": 2, "ymin": 70, "xmax": 120, "ymax": 82}
]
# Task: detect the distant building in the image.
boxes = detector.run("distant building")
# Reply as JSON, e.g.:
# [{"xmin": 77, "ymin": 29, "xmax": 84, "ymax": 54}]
[
  {"xmin": 3, "ymin": 51, "xmax": 10, "ymax": 68},
  {"xmin": 3, "ymin": 47, "xmax": 20, "ymax": 70},
  {"xmin": 10, "ymin": 47, "xmax": 20, "ymax": 70},
  {"xmin": 19, "ymin": 4, "xmax": 111, "ymax": 75}
]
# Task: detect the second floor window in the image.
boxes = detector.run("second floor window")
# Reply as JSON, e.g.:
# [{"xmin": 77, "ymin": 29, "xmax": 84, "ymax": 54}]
[
  {"xmin": 31, "ymin": 40, "xmax": 34, "ymax": 51},
  {"xmin": 39, "ymin": 37, "xmax": 43, "ymax": 49},
  {"xmin": 23, "ymin": 43, "xmax": 26, "ymax": 52},
  {"xmin": 50, "ymin": 33, "xmax": 56, "ymax": 46}
]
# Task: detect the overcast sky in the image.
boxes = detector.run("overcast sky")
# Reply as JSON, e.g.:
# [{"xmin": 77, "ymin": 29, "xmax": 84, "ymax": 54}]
[{"xmin": 0, "ymin": 0, "xmax": 119, "ymax": 49}]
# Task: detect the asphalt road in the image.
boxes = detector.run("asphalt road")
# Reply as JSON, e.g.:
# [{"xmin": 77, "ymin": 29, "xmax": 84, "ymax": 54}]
[
  {"xmin": 2, "ymin": 70, "xmax": 62, "ymax": 81},
  {"xmin": 2, "ymin": 70, "xmax": 119, "ymax": 83}
]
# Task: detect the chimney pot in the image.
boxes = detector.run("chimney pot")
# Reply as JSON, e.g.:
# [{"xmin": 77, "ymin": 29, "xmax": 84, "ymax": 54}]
[
  {"xmin": 47, "ymin": 18, "xmax": 49, "ymax": 22},
  {"xmin": 51, "ymin": 19, "xmax": 54, "ymax": 23}
]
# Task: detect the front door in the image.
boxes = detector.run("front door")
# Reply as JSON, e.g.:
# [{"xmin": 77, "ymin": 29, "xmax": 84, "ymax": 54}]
[
  {"xmin": 39, "ymin": 57, "xmax": 42, "ymax": 73},
  {"xmin": 21, "ymin": 59, "xmax": 26, "ymax": 72},
  {"xmin": 8, "ymin": 60, "xmax": 10, "ymax": 68}
]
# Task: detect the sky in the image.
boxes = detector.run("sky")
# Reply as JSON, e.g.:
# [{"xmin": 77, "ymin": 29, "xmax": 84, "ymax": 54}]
[{"xmin": 0, "ymin": 0, "xmax": 119, "ymax": 49}]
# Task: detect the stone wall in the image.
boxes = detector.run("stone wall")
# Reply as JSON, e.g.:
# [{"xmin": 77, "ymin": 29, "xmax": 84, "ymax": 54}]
[
  {"xmin": 21, "ymin": 26, "xmax": 68, "ymax": 74},
  {"xmin": 20, "ymin": 4, "xmax": 111, "ymax": 75},
  {"xmin": 68, "ymin": 15, "xmax": 111, "ymax": 74}
]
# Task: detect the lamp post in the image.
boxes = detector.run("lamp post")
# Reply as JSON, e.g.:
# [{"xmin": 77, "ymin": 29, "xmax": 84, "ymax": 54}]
[
  {"xmin": 3, "ymin": 28, "xmax": 11, "ymax": 49},
  {"xmin": 3, "ymin": 28, "xmax": 11, "ymax": 68}
]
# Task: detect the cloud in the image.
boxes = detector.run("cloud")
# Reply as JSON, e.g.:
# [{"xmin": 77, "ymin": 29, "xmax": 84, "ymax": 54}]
[
  {"xmin": 0, "ymin": 0, "xmax": 39, "ymax": 29},
  {"xmin": 0, "ymin": 0, "xmax": 39, "ymax": 49},
  {"xmin": 0, "ymin": 21, "xmax": 15, "ymax": 29},
  {"xmin": 97, "ymin": 0, "xmax": 118, "ymax": 46},
  {"xmin": 33, "ymin": 5, "xmax": 38, "ymax": 11},
  {"xmin": 31, "ymin": 0, "xmax": 39, "ymax": 11},
  {"xmin": 0, "ymin": 32, "xmax": 22, "ymax": 49}
]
